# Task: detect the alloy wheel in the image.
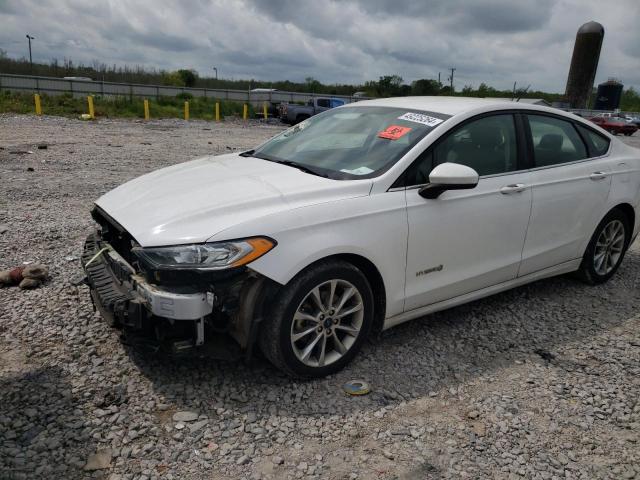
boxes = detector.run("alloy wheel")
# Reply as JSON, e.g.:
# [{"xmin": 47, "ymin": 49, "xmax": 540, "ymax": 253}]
[
  {"xmin": 593, "ymin": 219, "xmax": 625, "ymax": 276},
  {"xmin": 290, "ymin": 279, "xmax": 364, "ymax": 368}
]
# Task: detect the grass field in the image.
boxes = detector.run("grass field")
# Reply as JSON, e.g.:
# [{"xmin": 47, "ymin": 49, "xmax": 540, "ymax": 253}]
[{"xmin": 0, "ymin": 90, "xmax": 255, "ymax": 120}]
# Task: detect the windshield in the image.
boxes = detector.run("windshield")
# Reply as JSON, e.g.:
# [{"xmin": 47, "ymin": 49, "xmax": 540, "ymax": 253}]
[{"xmin": 254, "ymin": 106, "xmax": 449, "ymax": 179}]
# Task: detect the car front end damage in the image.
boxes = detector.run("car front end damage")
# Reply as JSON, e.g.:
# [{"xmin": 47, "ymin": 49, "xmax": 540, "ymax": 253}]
[{"xmin": 81, "ymin": 207, "xmax": 278, "ymax": 356}]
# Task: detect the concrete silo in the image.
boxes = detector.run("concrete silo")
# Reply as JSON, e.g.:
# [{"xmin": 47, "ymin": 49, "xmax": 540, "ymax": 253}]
[{"xmin": 564, "ymin": 21, "xmax": 605, "ymax": 109}]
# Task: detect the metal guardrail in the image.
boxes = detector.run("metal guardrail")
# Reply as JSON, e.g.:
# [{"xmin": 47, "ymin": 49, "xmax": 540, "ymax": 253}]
[
  {"xmin": 0, "ymin": 73, "xmax": 368, "ymax": 107},
  {"xmin": 3, "ymin": 74, "xmax": 638, "ymax": 117}
]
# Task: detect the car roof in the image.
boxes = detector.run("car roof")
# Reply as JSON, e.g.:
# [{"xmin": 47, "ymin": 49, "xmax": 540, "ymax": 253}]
[{"xmin": 347, "ymin": 96, "xmax": 563, "ymax": 117}]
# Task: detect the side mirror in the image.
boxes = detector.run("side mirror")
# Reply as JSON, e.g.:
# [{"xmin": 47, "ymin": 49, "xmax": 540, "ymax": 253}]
[{"xmin": 418, "ymin": 162, "xmax": 479, "ymax": 199}]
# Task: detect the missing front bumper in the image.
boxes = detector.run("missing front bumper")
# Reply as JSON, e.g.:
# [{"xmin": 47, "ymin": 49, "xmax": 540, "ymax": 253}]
[
  {"xmin": 81, "ymin": 232, "xmax": 213, "ymax": 327},
  {"xmin": 81, "ymin": 230, "xmax": 275, "ymax": 358}
]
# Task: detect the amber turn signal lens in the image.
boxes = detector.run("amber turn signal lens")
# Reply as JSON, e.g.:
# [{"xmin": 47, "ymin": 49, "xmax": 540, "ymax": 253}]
[{"xmin": 231, "ymin": 237, "xmax": 275, "ymax": 267}]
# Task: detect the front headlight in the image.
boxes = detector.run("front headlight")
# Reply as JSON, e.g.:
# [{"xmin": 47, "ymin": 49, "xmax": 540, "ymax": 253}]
[{"xmin": 132, "ymin": 237, "xmax": 276, "ymax": 270}]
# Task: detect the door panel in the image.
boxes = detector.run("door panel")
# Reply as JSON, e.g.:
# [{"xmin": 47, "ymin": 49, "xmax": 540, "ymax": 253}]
[
  {"xmin": 518, "ymin": 162, "xmax": 611, "ymax": 275},
  {"xmin": 404, "ymin": 172, "xmax": 532, "ymax": 311},
  {"xmin": 518, "ymin": 114, "xmax": 612, "ymax": 276}
]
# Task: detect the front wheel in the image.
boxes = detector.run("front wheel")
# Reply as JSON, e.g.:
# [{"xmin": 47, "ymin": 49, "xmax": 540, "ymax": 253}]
[
  {"xmin": 259, "ymin": 260, "xmax": 373, "ymax": 378},
  {"xmin": 577, "ymin": 209, "xmax": 630, "ymax": 284}
]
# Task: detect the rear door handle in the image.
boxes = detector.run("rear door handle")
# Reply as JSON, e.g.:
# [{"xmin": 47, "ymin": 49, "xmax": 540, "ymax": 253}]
[
  {"xmin": 590, "ymin": 171, "xmax": 608, "ymax": 181},
  {"xmin": 500, "ymin": 183, "xmax": 527, "ymax": 194}
]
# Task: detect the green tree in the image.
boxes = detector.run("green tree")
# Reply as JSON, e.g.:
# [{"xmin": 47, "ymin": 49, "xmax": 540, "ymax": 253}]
[
  {"xmin": 305, "ymin": 76, "xmax": 321, "ymax": 93},
  {"xmin": 372, "ymin": 75, "xmax": 404, "ymax": 97},
  {"xmin": 161, "ymin": 71, "xmax": 185, "ymax": 87},
  {"xmin": 177, "ymin": 69, "xmax": 198, "ymax": 87},
  {"xmin": 440, "ymin": 85, "xmax": 452, "ymax": 95},
  {"xmin": 477, "ymin": 82, "xmax": 496, "ymax": 97},
  {"xmin": 411, "ymin": 79, "xmax": 440, "ymax": 96},
  {"xmin": 461, "ymin": 85, "xmax": 474, "ymax": 95},
  {"xmin": 621, "ymin": 87, "xmax": 640, "ymax": 111}
]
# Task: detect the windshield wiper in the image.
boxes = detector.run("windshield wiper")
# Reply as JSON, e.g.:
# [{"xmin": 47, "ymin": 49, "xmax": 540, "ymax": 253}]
[
  {"xmin": 239, "ymin": 149, "xmax": 255, "ymax": 157},
  {"xmin": 252, "ymin": 153, "xmax": 329, "ymax": 178},
  {"xmin": 277, "ymin": 160, "xmax": 329, "ymax": 178}
]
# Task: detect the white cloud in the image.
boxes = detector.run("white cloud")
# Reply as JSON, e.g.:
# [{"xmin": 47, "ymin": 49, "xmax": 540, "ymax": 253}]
[{"xmin": 1, "ymin": 0, "xmax": 638, "ymax": 91}]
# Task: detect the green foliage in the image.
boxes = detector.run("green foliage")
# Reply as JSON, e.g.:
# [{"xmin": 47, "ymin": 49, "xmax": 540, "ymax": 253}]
[
  {"xmin": 161, "ymin": 71, "xmax": 185, "ymax": 87},
  {"xmin": 411, "ymin": 79, "xmax": 441, "ymax": 96},
  {"xmin": 0, "ymin": 91, "xmax": 254, "ymax": 120},
  {"xmin": 1, "ymin": 55, "xmax": 638, "ymax": 112},
  {"xmin": 177, "ymin": 69, "xmax": 198, "ymax": 87},
  {"xmin": 305, "ymin": 77, "xmax": 322, "ymax": 93},
  {"xmin": 365, "ymin": 75, "xmax": 405, "ymax": 97},
  {"xmin": 620, "ymin": 87, "xmax": 640, "ymax": 112}
]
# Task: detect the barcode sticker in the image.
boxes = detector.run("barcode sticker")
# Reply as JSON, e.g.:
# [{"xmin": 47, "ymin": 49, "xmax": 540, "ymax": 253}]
[{"xmin": 398, "ymin": 112, "xmax": 444, "ymax": 127}]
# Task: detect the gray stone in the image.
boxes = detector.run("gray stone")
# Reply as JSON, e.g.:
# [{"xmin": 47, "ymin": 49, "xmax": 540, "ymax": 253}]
[
  {"xmin": 188, "ymin": 420, "xmax": 208, "ymax": 433},
  {"xmin": 84, "ymin": 449, "xmax": 112, "ymax": 471},
  {"xmin": 173, "ymin": 411, "xmax": 199, "ymax": 422}
]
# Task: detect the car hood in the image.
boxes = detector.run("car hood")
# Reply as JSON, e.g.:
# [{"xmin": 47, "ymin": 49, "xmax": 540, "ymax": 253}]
[{"xmin": 95, "ymin": 153, "xmax": 372, "ymax": 247}]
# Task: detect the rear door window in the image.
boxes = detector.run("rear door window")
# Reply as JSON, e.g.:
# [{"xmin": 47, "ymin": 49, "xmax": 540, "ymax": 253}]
[{"xmin": 528, "ymin": 115, "xmax": 588, "ymax": 167}]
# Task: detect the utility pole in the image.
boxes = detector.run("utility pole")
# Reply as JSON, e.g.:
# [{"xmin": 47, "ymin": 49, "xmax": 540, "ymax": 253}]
[
  {"xmin": 26, "ymin": 34, "xmax": 35, "ymax": 73},
  {"xmin": 438, "ymin": 72, "xmax": 441, "ymax": 86},
  {"xmin": 212, "ymin": 66, "xmax": 218, "ymax": 80},
  {"xmin": 448, "ymin": 67, "xmax": 456, "ymax": 93}
]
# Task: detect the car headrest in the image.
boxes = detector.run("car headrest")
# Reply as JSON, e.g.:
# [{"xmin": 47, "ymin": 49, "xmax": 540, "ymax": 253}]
[{"xmin": 538, "ymin": 133, "xmax": 563, "ymax": 150}]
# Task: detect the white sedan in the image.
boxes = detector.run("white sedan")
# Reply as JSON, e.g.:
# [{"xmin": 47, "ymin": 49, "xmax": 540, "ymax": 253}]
[{"xmin": 82, "ymin": 97, "xmax": 640, "ymax": 378}]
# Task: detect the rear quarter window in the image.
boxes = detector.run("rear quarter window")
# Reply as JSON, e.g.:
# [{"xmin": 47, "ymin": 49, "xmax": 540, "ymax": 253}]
[{"xmin": 576, "ymin": 124, "xmax": 610, "ymax": 157}]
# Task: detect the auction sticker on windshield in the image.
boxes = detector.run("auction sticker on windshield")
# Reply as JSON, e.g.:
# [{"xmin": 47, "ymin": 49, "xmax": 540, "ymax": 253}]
[
  {"xmin": 398, "ymin": 112, "xmax": 444, "ymax": 127},
  {"xmin": 378, "ymin": 125, "xmax": 412, "ymax": 140}
]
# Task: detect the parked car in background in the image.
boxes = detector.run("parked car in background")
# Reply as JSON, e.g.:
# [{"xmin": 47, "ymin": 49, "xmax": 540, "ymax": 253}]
[
  {"xmin": 626, "ymin": 116, "xmax": 640, "ymax": 128},
  {"xmin": 82, "ymin": 97, "xmax": 640, "ymax": 378},
  {"xmin": 588, "ymin": 116, "xmax": 638, "ymax": 136},
  {"xmin": 279, "ymin": 97, "xmax": 346, "ymax": 124}
]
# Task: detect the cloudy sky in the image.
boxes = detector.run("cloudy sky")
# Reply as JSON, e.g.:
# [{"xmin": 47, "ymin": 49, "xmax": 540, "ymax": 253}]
[{"xmin": 1, "ymin": 0, "xmax": 638, "ymax": 92}]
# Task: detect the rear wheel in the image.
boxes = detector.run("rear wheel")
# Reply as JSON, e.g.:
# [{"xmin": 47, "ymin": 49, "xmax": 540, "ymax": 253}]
[
  {"xmin": 577, "ymin": 209, "xmax": 630, "ymax": 284},
  {"xmin": 259, "ymin": 260, "xmax": 373, "ymax": 378},
  {"xmin": 295, "ymin": 114, "xmax": 310, "ymax": 124}
]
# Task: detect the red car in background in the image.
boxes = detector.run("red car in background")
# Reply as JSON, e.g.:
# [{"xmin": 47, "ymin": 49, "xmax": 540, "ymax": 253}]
[{"xmin": 588, "ymin": 116, "xmax": 638, "ymax": 136}]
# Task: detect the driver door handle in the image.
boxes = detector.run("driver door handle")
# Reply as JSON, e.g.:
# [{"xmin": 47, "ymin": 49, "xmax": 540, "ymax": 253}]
[
  {"xmin": 590, "ymin": 171, "xmax": 608, "ymax": 181},
  {"xmin": 500, "ymin": 183, "xmax": 527, "ymax": 194}
]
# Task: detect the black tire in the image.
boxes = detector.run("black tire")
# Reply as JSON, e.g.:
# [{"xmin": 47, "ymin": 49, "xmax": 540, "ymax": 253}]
[
  {"xmin": 577, "ymin": 209, "xmax": 631, "ymax": 285},
  {"xmin": 259, "ymin": 260, "xmax": 374, "ymax": 378},
  {"xmin": 295, "ymin": 114, "xmax": 310, "ymax": 124}
]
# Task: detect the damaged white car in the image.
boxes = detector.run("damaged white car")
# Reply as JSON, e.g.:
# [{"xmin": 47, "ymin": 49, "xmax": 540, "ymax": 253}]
[{"xmin": 82, "ymin": 97, "xmax": 640, "ymax": 378}]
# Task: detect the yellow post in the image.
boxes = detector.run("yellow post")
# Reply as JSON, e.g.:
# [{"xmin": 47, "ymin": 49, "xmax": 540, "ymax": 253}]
[
  {"xmin": 215, "ymin": 102, "xmax": 220, "ymax": 122},
  {"xmin": 87, "ymin": 95, "xmax": 95, "ymax": 119},
  {"xmin": 263, "ymin": 102, "xmax": 268, "ymax": 120},
  {"xmin": 34, "ymin": 94, "xmax": 42, "ymax": 115},
  {"xmin": 143, "ymin": 99, "xmax": 150, "ymax": 120},
  {"xmin": 243, "ymin": 103, "xmax": 248, "ymax": 121},
  {"xmin": 184, "ymin": 101, "xmax": 189, "ymax": 121}
]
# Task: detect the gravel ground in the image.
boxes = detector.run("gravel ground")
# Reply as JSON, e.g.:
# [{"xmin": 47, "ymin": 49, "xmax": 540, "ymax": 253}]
[{"xmin": 1, "ymin": 114, "xmax": 639, "ymax": 480}]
